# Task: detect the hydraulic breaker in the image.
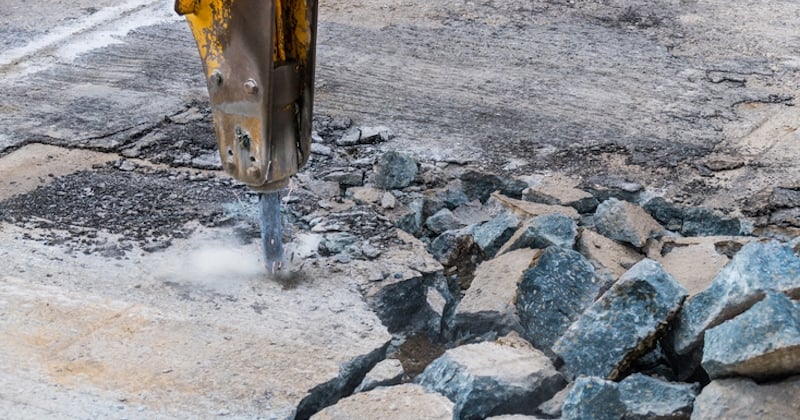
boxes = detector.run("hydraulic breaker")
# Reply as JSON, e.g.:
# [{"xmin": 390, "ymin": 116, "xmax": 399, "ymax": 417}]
[{"xmin": 175, "ymin": 0, "xmax": 318, "ymax": 274}]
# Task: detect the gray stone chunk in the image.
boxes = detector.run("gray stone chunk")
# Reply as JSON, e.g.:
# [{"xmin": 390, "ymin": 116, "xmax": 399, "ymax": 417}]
[
  {"xmin": 702, "ymin": 292, "xmax": 800, "ymax": 380},
  {"xmin": 426, "ymin": 208, "xmax": 462, "ymax": 234},
  {"xmin": 416, "ymin": 336, "xmax": 566, "ymax": 420},
  {"xmin": 554, "ymin": 259, "xmax": 688, "ymax": 380},
  {"xmin": 691, "ymin": 376, "xmax": 800, "ymax": 420},
  {"xmin": 562, "ymin": 375, "xmax": 698, "ymax": 420},
  {"xmin": 499, "ymin": 213, "xmax": 577, "ymax": 255},
  {"xmin": 473, "ymin": 212, "xmax": 521, "ymax": 258},
  {"xmin": 319, "ymin": 232, "xmax": 358, "ymax": 256},
  {"xmin": 429, "ymin": 226, "xmax": 478, "ymax": 267},
  {"xmin": 516, "ymin": 247, "xmax": 604, "ymax": 355},
  {"xmin": 561, "ymin": 377, "xmax": 627, "ymax": 420},
  {"xmin": 521, "ymin": 174, "xmax": 598, "ymax": 214},
  {"xmin": 373, "ymin": 151, "xmax": 417, "ymax": 189},
  {"xmin": 667, "ymin": 241, "xmax": 800, "ymax": 360},
  {"xmin": 311, "ymin": 384, "xmax": 453, "ymax": 420},
  {"xmin": 395, "ymin": 199, "xmax": 424, "ymax": 235},
  {"xmin": 617, "ymin": 374, "xmax": 698, "ymax": 419},
  {"xmin": 322, "ymin": 169, "xmax": 364, "ymax": 186},
  {"xmin": 453, "ymin": 249, "xmax": 541, "ymax": 341},
  {"xmin": 577, "ymin": 228, "xmax": 644, "ymax": 281},
  {"xmin": 595, "ymin": 198, "xmax": 664, "ymax": 248},
  {"xmin": 643, "ymin": 197, "xmax": 745, "ymax": 237},
  {"xmin": 354, "ymin": 359, "xmax": 405, "ymax": 393},
  {"xmin": 335, "ymin": 125, "xmax": 394, "ymax": 146}
]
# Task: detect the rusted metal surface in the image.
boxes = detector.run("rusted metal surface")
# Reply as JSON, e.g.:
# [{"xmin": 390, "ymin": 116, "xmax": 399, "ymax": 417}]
[{"xmin": 177, "ymin": 0, "xmax": 317, "ymax": 192}]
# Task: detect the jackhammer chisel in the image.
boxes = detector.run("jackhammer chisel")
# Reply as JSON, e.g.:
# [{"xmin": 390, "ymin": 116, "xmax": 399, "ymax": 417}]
[{"xmin": 175, "ymin": 0, "xmax": 318, "ymax": 275}]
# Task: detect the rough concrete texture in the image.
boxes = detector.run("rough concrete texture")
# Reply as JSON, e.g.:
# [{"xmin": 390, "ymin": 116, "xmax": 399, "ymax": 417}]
[
  {"xmin": 354, "ymin": 359, "xmax": 405, "ymax": 393},
  {"xmin": 497, "ymin": 213, "xmax": 578, "ymax": 255},
  {"xmin": 563, "ymin": 374, "xmax": 698, "ymax": 420},
  {"xmin": 667, "ymin": 241, "xmax": 800, "ymax": 358},
  {"xmin": 554, "ymin": 259, "xmax": 688, "ymax": 380},
  {"xmin": 490, "ymin": 193, "xmax": 580, "ymax": 221},
  {"xmin": 690, "ymin": 376, "xmax": 800, "ymax": 420},
  {"xmin": 453, "ymin": 248, "xmax": 542, "ymax": 341},
  {"xmin": 649, "ymin": 236, "xmax": 751, "ymax": 296},
  {"xmin": 311, "ymin": 384, "xmax": 453, "ymax": 420},
  {"xmin": 522, "ymin": 174, "xmax": 598, "ymax": 214},
  {"xmin": 702, "ymin": 292, "xmax": 800, "ymax": 380},
  {"xmin": 577, "ymin": 228, "xmax": 644, "ymax": 280},
  {"xmin": 595, "ymin": 198, "xmax": 665, "ymax": 248},
  {"xmin": 417, "ymin": 334, "xmax": 566, "ymax": 420},
  {"xmin": 517, "ymin": 247, "xmax": 605, "ymax": 355}
]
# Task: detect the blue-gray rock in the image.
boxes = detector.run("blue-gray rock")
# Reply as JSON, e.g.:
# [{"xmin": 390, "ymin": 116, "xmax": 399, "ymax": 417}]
[
  {"xmin": 702, "ymin": 292, "xmax": 800, "ymax": 380},
  {"xmin": 500, "ymin": 213, "xmax": 578, "ymax": 254},
  {"xmin": 521, "ymin": 175, "xmax": 598, "ymax": 214},
  {"xmin": 426, "ymin": 208, "xmax": 462, "ymax": 234},
  {"xmin": 335, "ymin": 125, "xmax": 393, "ymax": 146},
  {"xmin": 562, "ymin": 375, "xmax": 698, "ymax": 420},
  {"xmin": 553, "ymin": 259, "xmax": 688, "ymax": 380},
  {"xmin": 643, "ymin": 197, "xmax": 745, "ymax": 236},
  {"xmin": 516, "ymin": 247, "xmax": 605, "ymax": 355},
  {"xmin": 561, "ymin": 377, "xmax": 627, "ymax": 420},
  {"xmin": 319, "ymin": 232, "xmax": 359, "ymax": 256},
  {"xmin": 617, "ymin": 374, "xmax": 698, "ymax": 419},
  {"xmin": 429, "ymin": 226, "xmax": 479, "ymax": 267},
  {"xmin": 445, "ymin": 185, "xmax": 470, "ymax": 209},
  {"xmin": 422, "ymin": 192, "xmax": 447, "ymax": 219},
  {"xmin": 365, "ymin": 273, "xmax": 426, "ymax": 333},
  {"xmin": 473, "ymin": 212, "xmax": 521, "ymax": 258},
  {"xmin": 595, "ymin": 198, "xmax": 664, "ymax": 248},
  {"xmin": 666, "ymin": 241, "xmax": 800, "ymax": 364},
  {"xmin": 416, "ymin": 336, "xmax": 566, "ymax": 420},
  {"xmin": 373, "ymin": 151, "xmax": 418, "ymax": 189},
  {"xmin": 582, "ymin": 176, "xmax": 643, "ymax": 203},
  {"xmin": 354, "ymin": 358, "xmax": 405, "ymax": 393},
  {"xmin": 460, "ymin": 171, "xmax": 528, "ymax": 203},
  {"xmin": 395, "ymin": 199, "xmax": 424, "ymax": 235}
]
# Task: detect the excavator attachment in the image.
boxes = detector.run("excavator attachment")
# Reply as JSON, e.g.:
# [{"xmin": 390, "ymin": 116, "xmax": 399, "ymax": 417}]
[{"xmin": 176, "ymin": 0, "xmax": 318, "ymax": 273}]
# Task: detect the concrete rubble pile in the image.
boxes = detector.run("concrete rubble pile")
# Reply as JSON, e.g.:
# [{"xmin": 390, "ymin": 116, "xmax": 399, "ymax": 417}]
[{"xmin": 288, "ymin": 118, "xmax": 800, "ymax": 419}]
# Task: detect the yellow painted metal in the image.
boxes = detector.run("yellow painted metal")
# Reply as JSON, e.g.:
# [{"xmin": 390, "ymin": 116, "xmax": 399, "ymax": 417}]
[{"xmin": 176, "ymin": 0, "xmax": 317, "ymax": 191}]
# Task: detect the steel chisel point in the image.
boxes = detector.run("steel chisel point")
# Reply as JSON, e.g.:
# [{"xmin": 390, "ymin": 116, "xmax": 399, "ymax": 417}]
[{"xmin": 259, "ymin": 191, "xmax": 284, "ymax": 275}]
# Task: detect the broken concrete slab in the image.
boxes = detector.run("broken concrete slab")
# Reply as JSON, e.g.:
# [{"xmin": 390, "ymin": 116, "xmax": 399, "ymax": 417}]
[
  {"xmin": 554, "ymin": 259, "xmax": 688, "ymax": 380},
  {"xmin": 497, "ymin": 213, "xmax": 578, "ymax": 256},
  {"xmin": 521, "ymin": 174, "xmax": 598, "ymax": 214},
  {"xmin": 373, "ymin": 151, "xmax": 418, "ymax": 190},
  {"xmin": 666, "ymin": 241, "xmax": 800, "ymax": 361},
  {"xmin": 490, "ymin": 192, "xmax": 580, "ymax": 221},
  {"xmin": 472, "ymin": 211, "xmax": 521, "ymax": 258},
  {"xmin": 691, "ymin": 376, "xmax": 800, "ymax": 420},
  {"xmin": 354, "ymin": 359, "xmax": 405, "ymax": 393},
  {"xmin": 453, "ymin": 249, "xmax": 541, "ymax": 341},
  {"xmin": 562, "ymin": 374, "xmax": 698, "ymax": 420},
  {"xmin": 649, "ymin": 236, "xmax": 752, "ymax": 296},
  {"xmin": 416, "ymin": 334, "xmax": 565, "ymax": 420},
  {"xmin": 311, "ymin": 383, "xmax": 453, "ymax": 420},
  {"xmin": 516, "ymin": 247, "xmax": 605, "ymax": 355},
  {"xmin": 702, "ymin": 292, "xmax": 800, "ymax": 380},
  {"xmin": 577, "ymin": 228, "xmax": 644, "ymax": 281},
  {"xmin": 595, "ymin": 198, "xmax": 664, "ymax": 248}
]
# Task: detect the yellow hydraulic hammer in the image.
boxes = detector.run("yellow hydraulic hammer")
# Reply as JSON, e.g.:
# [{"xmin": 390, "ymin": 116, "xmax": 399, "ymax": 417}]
[{"xmin": 176, "ymin": 0, "xmax": 318, "ymax": 273}]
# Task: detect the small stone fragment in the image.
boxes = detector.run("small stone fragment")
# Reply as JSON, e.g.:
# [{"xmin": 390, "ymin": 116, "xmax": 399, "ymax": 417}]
[
  {"xmin": 582, "ymin": 175, "xmax": 643, "ymax": 203},
  {"xmin": 560, "ymin": 377, "xmax": 627, "ymax": 420},
  {"xmin": 702, "ymin": 292, "xmax": 800, "ymax": 380},
  {"xmin": 417, "ymin": 337, "xmax": 566, "ymax": 420},
  {"xmin": 460, "ymin": 171, "xmax": 528, "ymax": 203},
  {"xmin": 595, "ymin": 198, "xmax": 664, "ymax": 248},
  {"xmin": 319, "ymin": 232, "xmax": 358, "ymax": 256},
  {"xmin": 311, "ymin": 384, "xmax": 453, "ymax": 420},
  {"xmin": 472, "ymin": 212, "xmax": 521, "ymax": 258},
  {"xmin": 497, "ymin": 213, "xmax": 577, "ymax": 256},
  {"xmin": 429, "ymin": 227, "xmax": 478, "ymax": 267},
  {"xmin": 516, "ymin": 247, "xmax": 605, "ymax": 355},
  {"xmin": 553, "ymin": 259, "xmax": 687, "ymax": 380},
  {"xmin": 666, "ymin": 241, "xmax": 800, "ymax": 363},
  {"xmin": 453, "ymin": 249, "xmax": 542, "ymax": 341},
  {"xmin": 537, "ymin": 383, "xmax": 572, "ymax": 418},
  {"xmin": 346, "ymin": 186, "xmax": 384, "ymax": 204},
  {"xmin": 642, "ymin": 198, "xmax": 744, "ymax": 236},
  {"xmin": 373, "ymin": 151, "xmax": 418, "ymax": 190},
  {"xmin": 322, "ymin": 169, "xmax": 364, "ymax": 186},
  {"xmin": 691, "ymin": 376, "xmax": 800, "ymax": 420},
  {"xmin": 354, "ymin": 359, "xmax": 405, "ymax": 393},
  {"xmin": 394, "ymin": 199, "xmax": 424, "ymax": 235},
  {"xmin": 310, "ymin": 143, "xmax": 333, "ymax": 156},
  {"xmin": 381, "ymin": 191, "xmax": 396, "ymax": 209}
]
